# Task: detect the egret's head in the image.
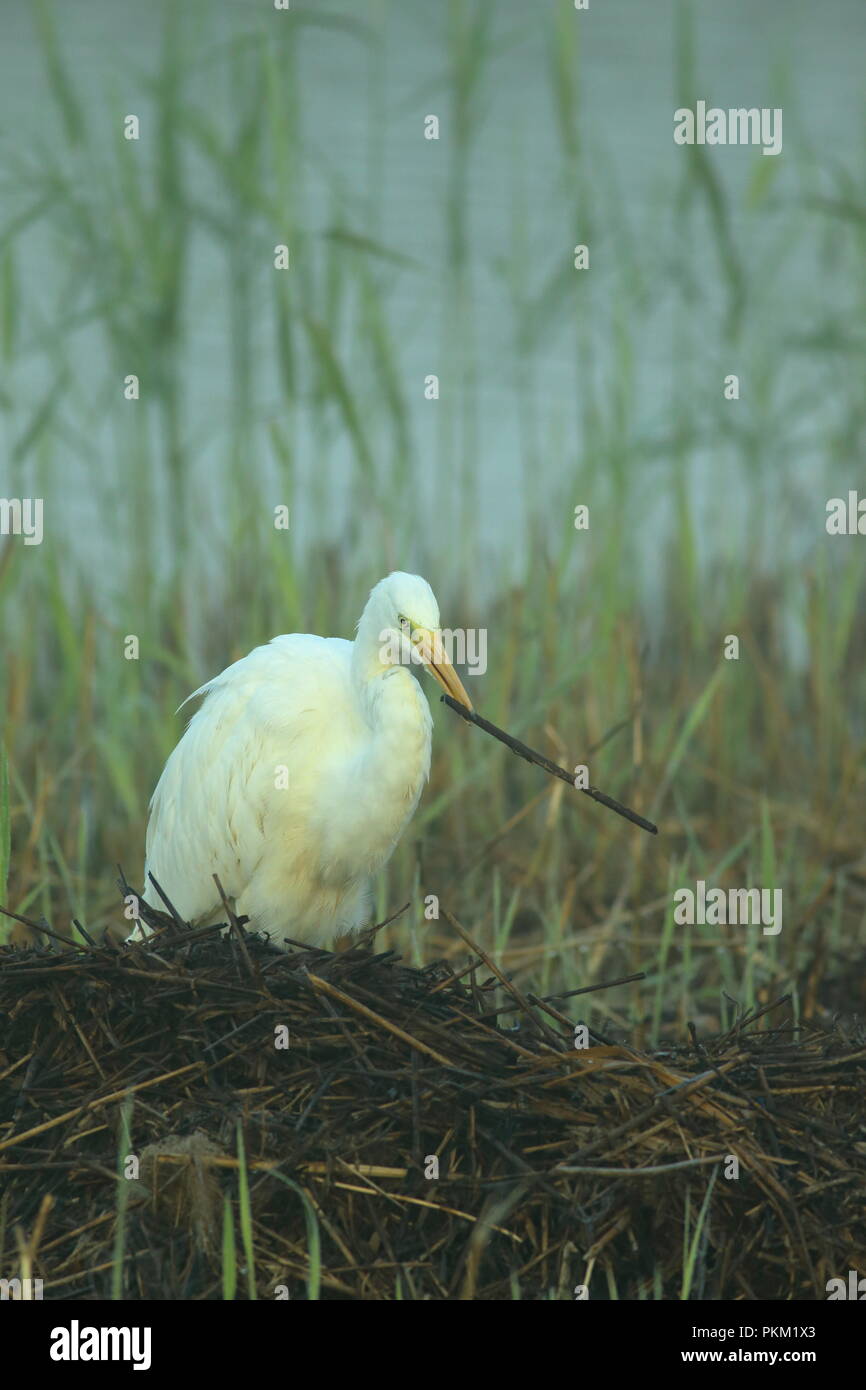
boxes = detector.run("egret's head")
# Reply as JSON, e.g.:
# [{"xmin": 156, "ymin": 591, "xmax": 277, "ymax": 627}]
[{"xmin": 361, "ymin": 571, "xmax": 473, "ymax": 711}]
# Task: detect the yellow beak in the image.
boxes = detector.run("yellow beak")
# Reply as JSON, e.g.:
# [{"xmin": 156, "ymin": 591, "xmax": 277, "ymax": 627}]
[{"xmin": 412, "ymin": 627, "xmax": 474, "ymax": 711}]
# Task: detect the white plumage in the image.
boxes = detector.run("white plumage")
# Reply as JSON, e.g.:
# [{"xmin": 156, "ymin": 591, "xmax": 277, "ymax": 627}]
[{"xmin": 130, "ymin": 572, "xmax": 472, "ymax": 948}]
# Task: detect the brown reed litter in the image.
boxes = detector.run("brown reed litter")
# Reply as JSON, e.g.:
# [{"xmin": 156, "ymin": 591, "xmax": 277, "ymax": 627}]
[{"xmin": 1, "ymin": 900, "xmax": 865, "ymax": 1301}]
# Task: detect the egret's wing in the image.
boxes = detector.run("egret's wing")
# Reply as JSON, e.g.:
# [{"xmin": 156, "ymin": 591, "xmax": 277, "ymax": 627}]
[{"xmin": 142, "ymin": 634, "xmax": 353, "ymax": 924}]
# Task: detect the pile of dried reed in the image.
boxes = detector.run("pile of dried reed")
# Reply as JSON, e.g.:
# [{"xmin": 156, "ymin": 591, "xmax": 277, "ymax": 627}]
[{"xmin": 1, "ymin": 899, "xmax": 864, "ymax": 1300}]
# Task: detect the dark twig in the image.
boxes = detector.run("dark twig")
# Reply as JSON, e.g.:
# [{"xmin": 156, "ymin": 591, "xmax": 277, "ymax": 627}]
[
  {"xmin": 0, "ymin": 904, "xmax": 92, "ymax": 953},
  {"xmin": 441, "ymin": 694, "xmax": 658, "ymax": 835}
]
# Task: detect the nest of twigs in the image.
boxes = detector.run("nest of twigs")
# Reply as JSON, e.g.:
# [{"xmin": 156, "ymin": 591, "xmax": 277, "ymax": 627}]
[{"xmin": 1, "ymin": 894, "xmax": 865, "ymax": 1300}]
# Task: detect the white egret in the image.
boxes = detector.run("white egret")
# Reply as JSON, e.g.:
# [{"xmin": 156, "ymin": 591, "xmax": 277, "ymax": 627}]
[{"xmin": 129, "ymin": 572, "xmax": 473, "ymax": 948}]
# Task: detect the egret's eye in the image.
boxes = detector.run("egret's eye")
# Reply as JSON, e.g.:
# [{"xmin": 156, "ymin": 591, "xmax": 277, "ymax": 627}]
[{"xmin": 399, "ymin": 615, "xmax": 410, "ymax": 632}]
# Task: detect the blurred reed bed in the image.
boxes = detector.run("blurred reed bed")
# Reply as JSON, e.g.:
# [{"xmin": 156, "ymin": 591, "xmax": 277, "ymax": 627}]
[{"xmin": 1, "ymin": 0, "xmax": 865, "ymax": 1042}]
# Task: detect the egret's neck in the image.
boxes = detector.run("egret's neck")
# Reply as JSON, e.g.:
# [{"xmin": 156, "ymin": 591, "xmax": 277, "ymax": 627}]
[
  {"xmin": 351, "ymin": 608, "xmax": 392, "ymax": 693},
  {"xmin": 351, "ymin": 617, "xmax": 433, "ymax": 798}
]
